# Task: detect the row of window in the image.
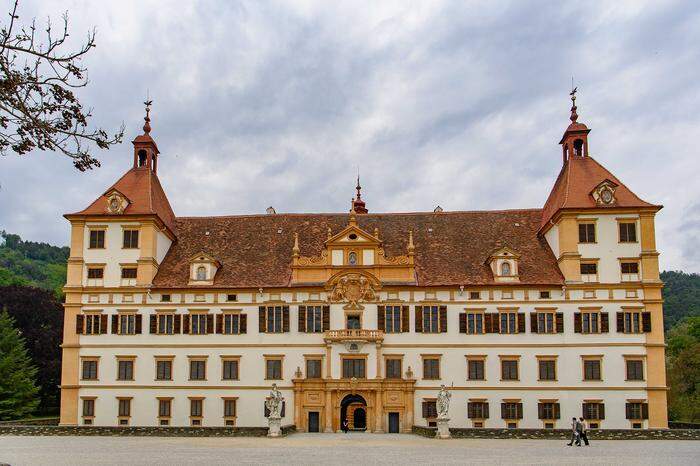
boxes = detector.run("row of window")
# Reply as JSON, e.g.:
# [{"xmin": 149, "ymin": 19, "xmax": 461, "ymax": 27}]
[
  {"xmin": 88, "ymin": 229, "xmax": 139, "ymax": 249},
  {"xmin": 76, "ymin": 308, "xmax": 653, "ymax": 336},
  {"xmin": 578, "ymin": 221, "xmax": 637, "ymax": 244},
  {"xmin": 580, "ymin": 261, "xmax": 640, "ymax": 282},
  {"xmin": 80, "ymin": 354, "xmax": 646, "ymax": 383},
  {"xmin": 421, "ymin": 400, "xmax": 649, "ymax": 428}
]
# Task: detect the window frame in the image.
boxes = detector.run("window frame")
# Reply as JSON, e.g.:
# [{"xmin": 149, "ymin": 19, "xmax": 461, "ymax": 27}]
[
  {"xmin": 581, "ymin": 356, "xmax": 603, "ymax": 381},
  {"xmin": 122, "ymin": 229, "xmax": 139, "ymax": 249},
  {"xmin": 384, "ymin": 305, "xmax": 403, "ymax": 334},
  {"xmin": 422, "ymin": 305, "xmax": 441, "ymax": 333},
  {"xmin": 117, "ymin": 397, "xmax": 132, "ymax": 419},
  {"xmin": 384, "ymin": 355, "xmax": 403, "ymax": 379},
  {"xmin": 498, "ymin": 311, "xmax": 518, "ymax": 334},
  {"xmin": 88, "ymin": 228, "xmax": 106, "ymax": 249},
  {"xmin": 465, "ymin": 310, "xmax": 485, "ymax": 335},
  {"xmin": 157, "ymin": 397, "xmax": 173, "ymax": 419},
  {"xmin": 188, "ymin": 356, "xmax": 208, "ymax": 381},
  {"xmin": 537, "ymin": 356, "xmax": 557, "ymax": 381},
  {"xmin": 421, "ymin": 354, "xmax": 441, "ymax": 380},
  {"xmin": 624, "ymin": 356, "xmax": 645, "ymax": 381},
  {"xmin": 81, "ymin": 397, "xmax": 96, "ymax": 420},
  {"xmin": 116, "ymin": 356, "xmax": 135, "ymax": 381},
  {"xmin": 305, "ymin": 356, "xmax": 323, "ymax": 379},
  {"xmin": 264, "ymin": 355, "xmax": 284, "ymax": 380},
  {"xmin": 465, "ymin": 355, "xmax": 487, "ymax": 381},
  {"xmin": 341, "ymin": 354, "xmax": 367, "ymax": 379},
  {"xmin": 618, "ymin": 220, "xmax": 638, "ymax": 243},
  {"xmin": 536, "ymin": 311, "xmax": 556, "ymax": 334},
  {"xmin": 620, "ymin": 260, "xmax": 641, "ymax": 282},
  {"xmin": 577, "ymin": 221, "xmax": 597, "ymax": 244},
  {"xmin": 156, "ymin": 312, "xmax": 175, "ymax": 335},
  {"xmin": 154, "ymin": 356, "xmax": 174, "ymax": 381},
  {"xmin": 80, "ymin": 357, "xmax": 100, "ymax": 381},
  {"xmin": 221, "ymin": 356, "xmax": 241, "ymax": 381}
]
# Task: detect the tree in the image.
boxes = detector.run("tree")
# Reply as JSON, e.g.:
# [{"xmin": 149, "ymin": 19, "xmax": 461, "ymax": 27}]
[
  {"xmin": 0, "ymin": 285, "xmax": 63, "ymax": 412},
  {"xmin": 0, "ymin": 0, "xmax": 123, "ymax": 170},
  {"xmin": 0, "ymin": 307, "xmax": 40, "ymax": 420}
]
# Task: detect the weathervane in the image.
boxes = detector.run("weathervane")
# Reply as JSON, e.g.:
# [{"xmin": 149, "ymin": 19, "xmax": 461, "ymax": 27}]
[
  {"xmin": 569, "ymin": 78, "xmax": 578, "ymax": 123},
  {"xmin": 143, "ymin": 90, "xmax": 153, "ymax": 134}
]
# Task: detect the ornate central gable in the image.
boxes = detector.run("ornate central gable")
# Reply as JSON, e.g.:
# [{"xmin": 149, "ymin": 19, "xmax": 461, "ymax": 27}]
[{"xmin": 291, "ymin": 209, "xmax": 415, "ymax": 286}]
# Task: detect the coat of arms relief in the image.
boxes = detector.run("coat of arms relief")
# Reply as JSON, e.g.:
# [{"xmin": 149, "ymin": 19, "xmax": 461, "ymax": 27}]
[{"xmin": 329, "ymin": 273, "xmax": 377, "ymax": 309}]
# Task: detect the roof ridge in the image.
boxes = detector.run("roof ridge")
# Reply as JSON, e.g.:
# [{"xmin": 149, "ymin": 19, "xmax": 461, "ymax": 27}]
[{"xmin": 174, "ymin": 208, "xmax": 544, "ymax": 220}]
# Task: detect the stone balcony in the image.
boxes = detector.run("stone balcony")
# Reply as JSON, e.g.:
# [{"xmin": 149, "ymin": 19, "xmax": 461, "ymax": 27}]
[{"xmin": 324, "ymin": 329, "xmax": 384, "ymax": 343}]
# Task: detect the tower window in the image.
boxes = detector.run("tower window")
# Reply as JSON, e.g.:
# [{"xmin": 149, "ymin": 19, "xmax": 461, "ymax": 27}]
[
  {"xmin": 574, "ymin": 139, "xmax": 584, "ymax": 157},
  {"xmin": 138, "ymin": 150, "xmax": 147, "ymax": 167}
]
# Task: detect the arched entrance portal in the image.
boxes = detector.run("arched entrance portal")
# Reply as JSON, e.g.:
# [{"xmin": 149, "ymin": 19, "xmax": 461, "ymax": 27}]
[{"xmin": 340, "ymin": 394, "xmax": 367, "ymax": 431}]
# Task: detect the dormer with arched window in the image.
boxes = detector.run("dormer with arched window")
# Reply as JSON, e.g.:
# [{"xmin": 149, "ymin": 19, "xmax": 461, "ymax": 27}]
[
  {"xmin": 188, "ymin": 252, "xmax": 221, "ymax": 286},
  {"xmin": 487, "ymin": 246, "xmax": 521, "ymax": 283}
]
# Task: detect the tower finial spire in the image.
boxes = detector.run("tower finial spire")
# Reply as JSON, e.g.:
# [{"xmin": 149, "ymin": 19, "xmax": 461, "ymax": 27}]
[
  {"xmin": 143, "ymin": 94, "xmax": 153, "ymax": 134},
  {"xmin": 351, "ymin": 171, "xmax": 368, "ymax": 214},
  {"xmin": 569, "ymin": 83, "xmax": 578, "ymax": 123}
]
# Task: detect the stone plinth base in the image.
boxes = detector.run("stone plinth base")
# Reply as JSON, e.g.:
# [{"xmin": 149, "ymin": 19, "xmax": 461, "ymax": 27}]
[
  {"xmin": 267, "ymin": 417, "xmax": 282, "ymax": 437},
  {"xmin": 435, "ymin": 418, "xmax": 451, "ymax": 439}
]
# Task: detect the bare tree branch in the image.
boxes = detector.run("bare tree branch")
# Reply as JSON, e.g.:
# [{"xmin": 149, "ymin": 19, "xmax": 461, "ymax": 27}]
[{"xmin": 0, "ymin": 0, "xmax": 123, "ymax": 171}]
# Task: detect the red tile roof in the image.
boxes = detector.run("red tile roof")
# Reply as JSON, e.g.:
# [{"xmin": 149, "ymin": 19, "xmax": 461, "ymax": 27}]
[
  {"xmin": 540, "ymin": 156, "xmax": 658, "ymax": 230},
  {"xmin": 67, "ymin": 168, "xmax": 176, "ymax": 234},
  {"xmin": 153, "ymin": 209, "xmax": 564, "ymax": 288}
]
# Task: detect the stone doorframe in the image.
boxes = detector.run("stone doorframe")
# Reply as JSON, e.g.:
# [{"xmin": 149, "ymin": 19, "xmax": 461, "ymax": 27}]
[{"xmin": 292, "ymin": 377, "xmax": 416, "ymax": 433}]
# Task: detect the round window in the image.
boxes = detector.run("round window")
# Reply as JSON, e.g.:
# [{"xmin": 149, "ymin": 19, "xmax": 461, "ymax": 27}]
[{"xmin": 348, "ymin": 233, "xmax": 358, "ymax": 240}]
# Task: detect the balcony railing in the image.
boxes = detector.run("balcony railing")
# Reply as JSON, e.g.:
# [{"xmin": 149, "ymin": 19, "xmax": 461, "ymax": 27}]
[{"xmin": 324, "ymin": 329, "xmax": 384, "ymax": 342}]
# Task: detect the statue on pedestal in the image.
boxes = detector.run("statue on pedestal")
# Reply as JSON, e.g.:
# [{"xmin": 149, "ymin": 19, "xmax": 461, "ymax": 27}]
[
  {"xmin": 266, "ymin": 383, "xmax": 284, "ymax": 437},
  {"xmin": 435, "ymin": 384, "xmax": 451, "ymax": 439}
]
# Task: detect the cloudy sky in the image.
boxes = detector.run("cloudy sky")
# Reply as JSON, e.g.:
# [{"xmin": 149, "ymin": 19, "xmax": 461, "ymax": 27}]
[{"xmin": 2, "ymin": 0, "xmax": 700, "ymax": 272}]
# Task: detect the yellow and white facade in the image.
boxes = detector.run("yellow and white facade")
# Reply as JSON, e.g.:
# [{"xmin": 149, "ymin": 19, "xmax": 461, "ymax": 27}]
[{"xmin": 59, "ymin": 100, "xmax": 668, "ymax": 432}]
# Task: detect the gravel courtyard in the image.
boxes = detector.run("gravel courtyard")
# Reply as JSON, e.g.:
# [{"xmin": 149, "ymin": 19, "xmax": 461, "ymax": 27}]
[{"xmin": 1, "ymin": 433, "xmax": 699, "ymax": 466}]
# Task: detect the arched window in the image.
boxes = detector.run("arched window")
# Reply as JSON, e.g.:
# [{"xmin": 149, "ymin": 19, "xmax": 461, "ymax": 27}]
[
  {"xmin": 501, "ymin": 262, "xmax": 512, "ymax": 276},
  {"xmin": 138, "ymin": 149, "xmax": 148, "ymax": 167},
  {"xmin": 196, "ymin": 266, "xmax": 207, "ymax": 281},
  {"xmin": 348, "ymin": 252, "xmax": 357, "ymax": 265}
]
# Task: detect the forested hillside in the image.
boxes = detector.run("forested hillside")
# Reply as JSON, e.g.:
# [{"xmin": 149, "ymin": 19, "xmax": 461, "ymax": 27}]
[
  {"xmin": 0, "ymin": 231, "xmax": 69, "ymax": 296},
  {"xmin": 660, "ymin": 271, "xmax": 700, "ymax": 329}
]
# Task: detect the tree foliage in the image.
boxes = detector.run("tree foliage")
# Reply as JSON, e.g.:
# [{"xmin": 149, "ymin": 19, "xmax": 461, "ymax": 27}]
[
  {"xmin": 666, "ymin": 316, "xmax": 700, "ymax": 423},
  {"xmin": 0, "ymin": 230, "xmax": 68, "ymax": 296},
  {"xmin": 661, "ymin": 271, "xmax": 700, "ymax": 330},
  {"xmin": 0, "ymin": 307, "xmax": 40, "ymax": 420},
  {"xmin": 0, "ymin": 0, "xmax": 123, "ymax": 170},
  {"xmin": 0, "ymin": 285, "xmax": 63, "ymax": 413}
]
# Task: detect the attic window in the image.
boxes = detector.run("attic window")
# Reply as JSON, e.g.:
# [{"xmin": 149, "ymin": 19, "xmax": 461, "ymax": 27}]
[
  {"xmin": 501, "ymin": 262, "xmax": 512, "ymax": 276},
  {"xmin": 196, "ymin": 266, "xmax": 207, "ymax": 281},
  {"xmin": 348, "ymin": 233, "xmax": 358, "ymax": 240}
]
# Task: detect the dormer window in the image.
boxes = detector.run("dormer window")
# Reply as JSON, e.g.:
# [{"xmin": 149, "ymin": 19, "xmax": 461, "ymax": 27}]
[
  {"xmin": 188, "ymin": 252, "xmax": 220, "ymax": 286},
  {"xmin": 487, "ymin": 247, "xmax": 521, "ymax": 283},
  {"xmin": 196, "ymin": 266, "xmax": 207, "ymax": 281}
]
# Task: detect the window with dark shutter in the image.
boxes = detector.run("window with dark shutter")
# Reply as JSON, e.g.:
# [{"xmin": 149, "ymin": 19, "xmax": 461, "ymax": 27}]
[{"xmin": 415, "ymin": 306, "xmax": 423, "ymax": 333}]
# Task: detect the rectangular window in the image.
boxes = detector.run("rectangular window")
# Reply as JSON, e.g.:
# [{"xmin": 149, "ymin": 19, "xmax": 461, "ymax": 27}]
[
  {"xmin": 161, "ymin": 294, "xmax": 171, "ymax": 302},
  {"xmin": 158, "ymin": 399, "xmax": 171, "ymax": 417},
  {"xmin": 467, "ymin": 359, "xmax": 485, "ymax": 381},
  {"xmin": 190, "ymin": 314, "xmax": 208, "ymax": 335},
  {"xmin": 539, "ymin": 402, "xmax": 559, "ymax": 420},
  {"xmin": 119, "ymin": 314, "xmax": 136, "ymax": 335},
  {"xmin": 224, "ymin": 399, "xmax": 237, "ymax": 417},
  {"xmin": 501, "ymin": 402, "xmax": 522, "ymax": 420},
  {"xmin": 222, "ymin": 360, "xmax": 239, "ymax": 380},
  {"xmin": 266, "ymin": 306, "xmax": 284, "ymax": 333},
  {"xmin": 499, "ymin": 312, "xmax": 517, "ymax": 334},
  {"xmin": 81, "ymin": 359, "xmax": 98, "ymax": 380},
  {"xmin": 580, "ymin": 262, "xmax": 598, "ymax": 282},
  {"xmin": 84, "ymin": 314, "xmax": 102, "ymax": 335},
  {"xmin": 583, "ymin": 402, "xmax": 604, "ymax": 420},
  {"xmin": 626, "ymin": 402, "xmax": 648, "ymax": 420},
  {"xmin": 537, "ymin": 312, "xmax": 555, "ymax": 334},
  {"xmin": 538, "ymin": 359, "xmax": 556, "ymax": 381},
  {"xmin": 121, "ymin": 267, "xmax": 137, "ymax": 279},
  {"xmin": 621, "ymin": 262, "xmax": 640, "ymax": 282},
  {"xmin": 82, "ymin": 398, "xmax": 95, "ymax": 417},
  {"xmin": 619, "ymin": 222, "xmax": 637, "ymax": 243},
  {"xmin": 501, "ymin": 359, "xmax": 519, "ymax": 380},
  {"xmin": 626, "ymin": 359, "xmax": 644, "ymax": 381},
  {"xmin": 578, "ymin": 223, "xmax": 596, "ymax": 243},
  {"xmin": 422, "ymin": 400, "xmax": 437, "ymax": 419},
  {"xmin": 466, "ymin": 312, "xmax": 484, "ymax": 334},
  {"xmin": 468, "ymin": 402, "xmax": 488, "ymax": 419},
  {"xmin": 265, "ymin": 359, "xmax": 283, "ymax": 380},
  {"xmin": 469, "ymin": 291, "xmax": 481, "ymax": 300},
  {"xmin": 157, "ymin": 314, "xmax": 174, "ymax": 335},
  {"xmin": 423, "ymin": 358, "xmax": 440, "ymax": 380},
  {"xmin": 422, "ymin": 306, "xmax": 440, "ymax": 333},
  {"xmin": 384, "ymin": 306, "xmax": 402, "ymax": 333},
  {"xmin": 342, "ymin": 358, "xmax": 366, "ymax": 379},
  {"xmin": 306, "ymin": 359, "xmax": 322, "ymax": 379},
  {"xmin": 117, "ymin": 359, "xmax": 134, "ymax": 381},
  {"xmin": 623, "ymin": 311, "xmax": 642, "ymax": 333},
  {"xmin": 581, "ymin": 311, "xmax": 600, "ymax": 334},
  {"xmin": 189, "ymin": 360, "xmax": 206, "ymax": 380},
  {"xmin": 190, "ymin": 399, "xmax": 203, "ymax": 417},
  {"xmin": 385, "ymin": 358, "xmax": 402, "ymax": 379},
  {"xmin": 122, "ymin": 229, "xmax": 139, "ymax": 249},
  {"xmin": 156, "ymin": 359, "xmax": 172, "ymax": 381},
  {"xmin": 226, "ymin": 294, "xmax": 237, "ymax": 302},
  {"xmin": 87, "ymin": 268, "xmax": 104, "ymax": 279},
  {"xmin": 539, "ymin": 290, "xmax": 551, "ymax": 299},
  {"xmin": 306, "ymin": 306, "xmax": 323, "ymax": 333},
  {"xmin": 583, "ymin": 359, "xmax": 602, "ymax": 381},
  {"xmin": 118, "ymin": 398, "xmax": 131, "ymax": 417},
  {"xmin": 89, "ymin": 230, "xmax": 105, "ymax": 249},
  {"xmin": 222, "ymin": 313, "xmax": 241, "ymax": 335}
]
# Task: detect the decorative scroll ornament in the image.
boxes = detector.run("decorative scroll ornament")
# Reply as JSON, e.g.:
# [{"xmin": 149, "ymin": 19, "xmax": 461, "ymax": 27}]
[
  {"xmin": 330, "ymin": 273, "xmax": 377, "ymax": 309},
  {"xmin": 591, "ymin": 180, "xmax": 617, "ymax": 207},
  {"xmin": 105, "ymin": 191, "xmax": 128, "ymax": 214},
  {"xmin": 297, "ymin": 250, "xmax": 328, "ymax": 266}
]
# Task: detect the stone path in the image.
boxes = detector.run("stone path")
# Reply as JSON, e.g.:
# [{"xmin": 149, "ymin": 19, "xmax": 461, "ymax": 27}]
[{"xmin": 1, "ymin": 433, "xmax": 698, "ymax": 465}]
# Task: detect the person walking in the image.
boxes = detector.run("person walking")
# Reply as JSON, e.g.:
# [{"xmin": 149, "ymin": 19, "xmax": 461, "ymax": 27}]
[
  {"xmin": 566, "ymin": 417, "xmax": 578, "ymax": 446},
  {"xmin": 341, "ymin": 418, "xmax": 349, "ymax": 433},
  {"xmin": 578, "ymin": 417, "xmax": 590, "ymax": 446},
  {"xmin": 574, "ymin": 418, "xmax": 583, "ymax": 446}
]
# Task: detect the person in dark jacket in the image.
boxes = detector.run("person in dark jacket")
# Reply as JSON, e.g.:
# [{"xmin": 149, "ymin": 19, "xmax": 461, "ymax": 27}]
[
  {"xmin": 578, "ymin": 417, "xmax": 590, "ymax": 446},
  {"xmin": 342, "ymin": 418, "xmax": 349, "ymax": 433}
]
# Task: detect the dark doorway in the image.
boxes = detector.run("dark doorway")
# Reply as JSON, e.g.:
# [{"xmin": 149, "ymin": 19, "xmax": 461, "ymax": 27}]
[
  {"xmin": 340, "ymin": 394, "xmax": 368, "ymax": 431},
  {"xmin": 353, "ymin": 408, "xmax": 366, "ymax": 429},
  {"xmin": 308, "ymin": 411, "xmax": 319, "ymax": 432},
  {"xmin": 388, "ymin": 412, "xmax": 400, "ymax": 433}
]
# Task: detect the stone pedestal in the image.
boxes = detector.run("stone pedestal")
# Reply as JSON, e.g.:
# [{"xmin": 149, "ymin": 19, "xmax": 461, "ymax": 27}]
[
  {"xmin": 435, "ymin": 418, "xmax": 451, "ymax": 439},
  {"xmin": 267, "ymin": 417, "xmax": 282, "ymax": 437}
]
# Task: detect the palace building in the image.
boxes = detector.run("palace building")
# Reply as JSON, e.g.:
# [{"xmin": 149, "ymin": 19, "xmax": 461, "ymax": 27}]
[{"xmin": 59, "ymin": 94, "xmax": 668, "ymax": 432}]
